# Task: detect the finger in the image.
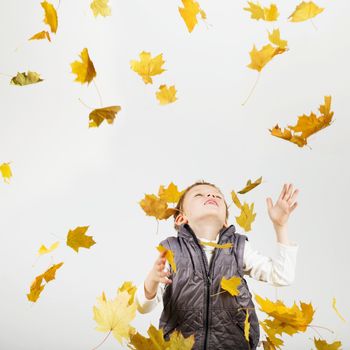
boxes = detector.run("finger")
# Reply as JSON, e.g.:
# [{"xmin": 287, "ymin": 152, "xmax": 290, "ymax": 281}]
[
  {"xmin": 278, "ymin": 184, "xmax": 287, "ymax": 201},
  {"xmin": 288, "ymin": 189, "xmax": 299, "ymax": 204},
  {"xmin": 290, "ymin": 202, "xmax": 298, "ymax": 212},
  {"xmin": 283, "ymin": 183, "xmax": 293, "ymax": 201},
  {"xmin": 160, "ymin": 277, "xmax": 172, "ymax": 284},
  {"xmin": 266, "ymin": 197, "xmax": 273, "ymax": 210}
]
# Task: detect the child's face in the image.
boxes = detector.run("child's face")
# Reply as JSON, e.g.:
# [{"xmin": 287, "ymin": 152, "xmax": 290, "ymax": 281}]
[{"xmin": 177, "ymin": 184, "xmax": 227, "ymax": 227}]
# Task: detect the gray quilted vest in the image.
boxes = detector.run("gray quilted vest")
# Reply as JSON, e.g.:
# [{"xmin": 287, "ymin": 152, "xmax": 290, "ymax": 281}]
[{"xmin": 158, "ymin": 223, "xmax": 260, "ymax": 350}]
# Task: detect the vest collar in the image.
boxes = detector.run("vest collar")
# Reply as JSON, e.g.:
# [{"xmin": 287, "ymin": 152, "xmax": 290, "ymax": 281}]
[{"xmin": 177, "ymin": 223, "xmax": 236, "ymax": 244}]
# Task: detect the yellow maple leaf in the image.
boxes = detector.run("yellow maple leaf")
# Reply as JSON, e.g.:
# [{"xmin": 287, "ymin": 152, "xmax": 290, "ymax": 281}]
[
  {"xmin": 288, "ymin": 96, "xmax": 334, "ymax": 138},
  {"xmin": 139, "ymin": 194, "xmax": 176, "ymax": 220},
  {"xmin": 178, "ymin": 0, "xmax": 206, "ymax": 33},
  {"xmin": 244, "ymin": 309, "xmax": 250, "ymax": 342},
  {"xmin": 26, "ymin": 262, "xmax": 64, "ymax": 302},
  {"xmin": 71, "ymin": 48, "xmax": 96, "ymax": 84},
  {"xmin": 41, "ymin": 1, "xmax": 58, "ymax": 33},
  {"xmin": 220, "ymin": 275, "xmax": 241, "ymax": 296},
  {"xmin": 268, "ymin": 29, "xmax": 288, "ymax": 49},
  {"xmin": 66, "ymin": 226, "xmax": 96, "ymax": 252},
  {"xmin": 231, "ymin": 190, "xmax": 242, "ymax": 209},
  {"xmin": 255, "ymin": 294, "xmax": 315, "ymax": 337},
  {"xmin": 238, "ymin": 176, "xmax": 262, "ymax": 194},
  {"xmin": 41, "ymin": 262, "xmax": 64, "ymax": 283},
  {"xmin": 128, "ymin": 324, "xmax": 195, "ymax": 350},
  {"xmin": 90, "ymin": 0, "xmax": 111, "ymax": 17},
  {"xmin": 27, "ymin": 276, "xmax": 45, "ymax": 302},
  {"xmin": 10, "ymin": 71, "xmax": 43, "ymax": 86},
  {"xmin": 0, "ymin": 162, "xmax": 13, "ymax": 183},
  {"xmin": 236, "ymin": 202, "xmax": 256, "ymax": 232},
  {"xmin": 29, "ymin": 30, "xmax": 51, "ymax": 42},
  {"xmin": 288, "ymin": 1, "xmax": 324, "ymax": 22},
  {"xmin": 260, "ymin": 321, "xmax": 284, "ymax": 349},
  {"xmin": 130, "ymin": 51, "xmax": 165, "ymax": 84},
  {"xmin": 332, "ymin": 297, "xmax": 346, "ymax": 323},
  {"xmin": 37, "ymin": 241, "xmax": 60, "ymax": 255},
  {"xmin": 247, "ymin": 44, "xmax": 287, "ymax": 72},
  {"xmin": 157, "ymin": 245, "xmax": 177, "ymax": 273},
  {"xmin": 158, "ymin": 182, "xmax": 184, "ymax": 204},
  {"xmin": 269, "ymin": 124, "xmax": 307, "ymax": 147},
  {"xmin": 313, "ymin": 337, "xmax": 342, "ymax": 350},
  {"xmin": 118, "ymin": 281, "xmax": 137, "ymax": 305},
  {"xmin": 199, "ymin": 241, "xmax": 233, "ymax": 249},
  {"xmin": 244, "ymin": 2, "xmax": 279, "ymax": 21},
  {"xmin": 93, "ymin": 290, "xmax": 137, "ymax": 345},
  {"xmin": 156, "ymin": 84, "xmax": 178, "ymax": 105},
  {"xmin": 88, "ymin": 105, "xmax": 121, "ymax": 127}
]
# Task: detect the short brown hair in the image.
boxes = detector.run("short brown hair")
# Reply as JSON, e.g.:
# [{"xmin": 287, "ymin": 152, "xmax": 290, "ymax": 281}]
[{"xmin": 173, "ymin": 180, "xmax": 229, "ymax": 230}]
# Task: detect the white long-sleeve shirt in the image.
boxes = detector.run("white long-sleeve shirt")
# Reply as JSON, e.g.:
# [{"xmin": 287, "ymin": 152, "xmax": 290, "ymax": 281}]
[{"xmin": 136, "ymin": 235, "xmax": 299, "ymax": 314}]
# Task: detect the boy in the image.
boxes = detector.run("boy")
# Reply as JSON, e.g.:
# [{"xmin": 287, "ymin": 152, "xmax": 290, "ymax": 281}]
[{"xmin": 136, "ymin": 181, "xmax": 299, "ymax": 349}]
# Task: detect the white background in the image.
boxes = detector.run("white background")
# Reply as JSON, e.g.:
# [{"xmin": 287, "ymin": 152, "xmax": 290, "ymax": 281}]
[{"xmin": 0, "ymin": 0, "xmax": 349, "ymax": 349}]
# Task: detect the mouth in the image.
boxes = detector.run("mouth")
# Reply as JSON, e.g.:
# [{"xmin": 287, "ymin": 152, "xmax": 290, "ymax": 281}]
[{"xmin": 204, "ymin": 199, "xmax": 218, "ymax": 207}]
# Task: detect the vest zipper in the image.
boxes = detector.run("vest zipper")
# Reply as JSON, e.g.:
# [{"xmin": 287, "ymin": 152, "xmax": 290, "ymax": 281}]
[{"xmin": 191, "ymin": 226, "xmax": 231, "ymax": 350}]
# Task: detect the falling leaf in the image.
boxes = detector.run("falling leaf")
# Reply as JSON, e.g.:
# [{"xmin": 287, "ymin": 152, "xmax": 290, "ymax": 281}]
[
  {"xmin": 268, "ymin": 29, "xmax": 288, "ymax": 49},
  {"xmin": 66, "ymin": 226, "xmax": 96, "ymax": 252},
  {"xmin": 288, "ymin": 1, "xmax": 324, "ymax": 22},
  {"xmin": 178, "ymin": 0, "xmax": 207, "ymax": 33},
  {"xmin": 29, "ymin": 30, "xmax": 51, "ymax": 42},
  {"xmin": 332, "ymin": 297, "xmax": 346, "ymax": 322},
  {"xmin": 139, "ymin": 194, "xmax": 176, "ymax": 220},
  {"xmin": 199, "ymin": 241, "xmax": 233, "ymax": 249},
  {"xmin": 26, "ymin": 262, "xmax": 64, "ymax": 302},
  {"xmin": 130, "ymin": 51, "xmax": 165, "ymax": 84},
  {"xmin": 71, "ymin": 48, "xmax": 96, "ymax": 84},
  {"xmin": 158, "ymin": 182, "xmax": 184, "ymax": 204},
  {"xmin": 41, "ymin": 1, "xmax": 58, "ymax": 33},
  {"xmin": 270, "ymin": 96, "xmax": 334, "ymax": 147},
  {"xmin": 37, "ymin": 241, "xmax": 60, "ymax": 255},
  {"xmin": 269, "ymin": 124, "xmax": 307, "ymax": 147},
  {"xmin": 93, "ymin": 290, "xmax": 137, "ymax": 345},
  {"xmin": 236, "ymin": 202, "xmax": 256, "ymax": 232},
  {"xmin": 27, "ymin": 276, "xmax": 45, "ymax": 302},
  {"xmin": 231, "ymin": 190, "xmax": 242, "ymax": 209},
  {"xmin": 247, "ymin": 44, "xmax": 287, "ymax": 72},
  {"xmin": 10, "ymin": 71, "xmax": 43, "ymax": 86},
  {"xmin": 41, "ymin": 262, "xmax": 64, "ymax": 283},
  {"xmin": 118, "ymin": 281, "xmax": 137, "ymax": 305},
  {"xmin": 313, "ymin": 337, "xmax": 342, "ymax": 350},
  {"xmin": 255, "ymin": 294, "xmax": 315, "ymax": 338},
  {"xmin": 244, "ymin": 2, "xmax": 279, "ymax": 21},
  {"xmin": 220, "ymin": 276, "xmax": 241, "ymax": 296},
  {"xmin": 157, "ymin": 245, "xmax": 177, "ymax": 273},
  {"xmin": 90, "ymin": 0, "xmax": 111, "ymax": 17},
  {"xmin": 128, "ymin": 324, "xmax": 195, "ymax": 350},
  {"xmin": 244, "ymin": 309, "xmax": 250, "ymax": 342},
  {"xmin": 89, "ymin": 105, "xmax": 121, "ymax": 127},
  {"xmin": 262, "ymin": 337, "xmax": 279, "ymax": 350},
  {"xmin": 238, "ymin": 176, "xmax": 262, "ymax": 194},
  {"xmin": 288, "ymin": 96, "xmax": 334, "ymax": 138},
  {"xmin": 156, "ymin": 85, "xmax": 178, "ymax": 105},
  {"xmin": 0, "ymin": 162, "xmax": 13, "ymax": 183},
  {"xmin": 260, "ymin": 321, "xmax": 284, "ymax": 349}
]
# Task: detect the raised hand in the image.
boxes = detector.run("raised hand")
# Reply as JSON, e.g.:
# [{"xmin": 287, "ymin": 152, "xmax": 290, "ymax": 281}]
[{"xmin": 266, "ymin": 183, "xmax": 299, "ymax": 227}]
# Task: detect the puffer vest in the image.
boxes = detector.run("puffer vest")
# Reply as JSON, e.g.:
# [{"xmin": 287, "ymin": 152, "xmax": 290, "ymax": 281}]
[{"xmin": 158, "ymin": 223, "xmax": 260, "ymax": 350}]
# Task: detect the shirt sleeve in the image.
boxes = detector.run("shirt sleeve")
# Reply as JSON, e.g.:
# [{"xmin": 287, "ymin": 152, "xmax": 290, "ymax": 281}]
[
  {"xmin": 242, "ymin": 239, "xmax": 299, "ymax": 286},
  {"xmin": 135, "ymin": 261, "xmax": 169, "ymax": 314}
]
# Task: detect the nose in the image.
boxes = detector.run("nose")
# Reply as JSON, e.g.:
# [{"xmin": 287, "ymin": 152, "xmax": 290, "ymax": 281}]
[{"xmin": 207, "ymin": 193, "xmax": 216, "ymax": 198}]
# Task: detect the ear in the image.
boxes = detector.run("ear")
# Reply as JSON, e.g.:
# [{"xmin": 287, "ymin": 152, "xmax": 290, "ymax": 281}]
[{"xmin": 175, "ymin": 213, "xmax": 188, "ymax": 226}]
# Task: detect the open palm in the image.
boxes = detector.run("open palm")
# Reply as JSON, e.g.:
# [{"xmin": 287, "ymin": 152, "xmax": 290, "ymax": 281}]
[{"xmin": 266, "ymin": 183, "xmax": 299, "ymax": 227}]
